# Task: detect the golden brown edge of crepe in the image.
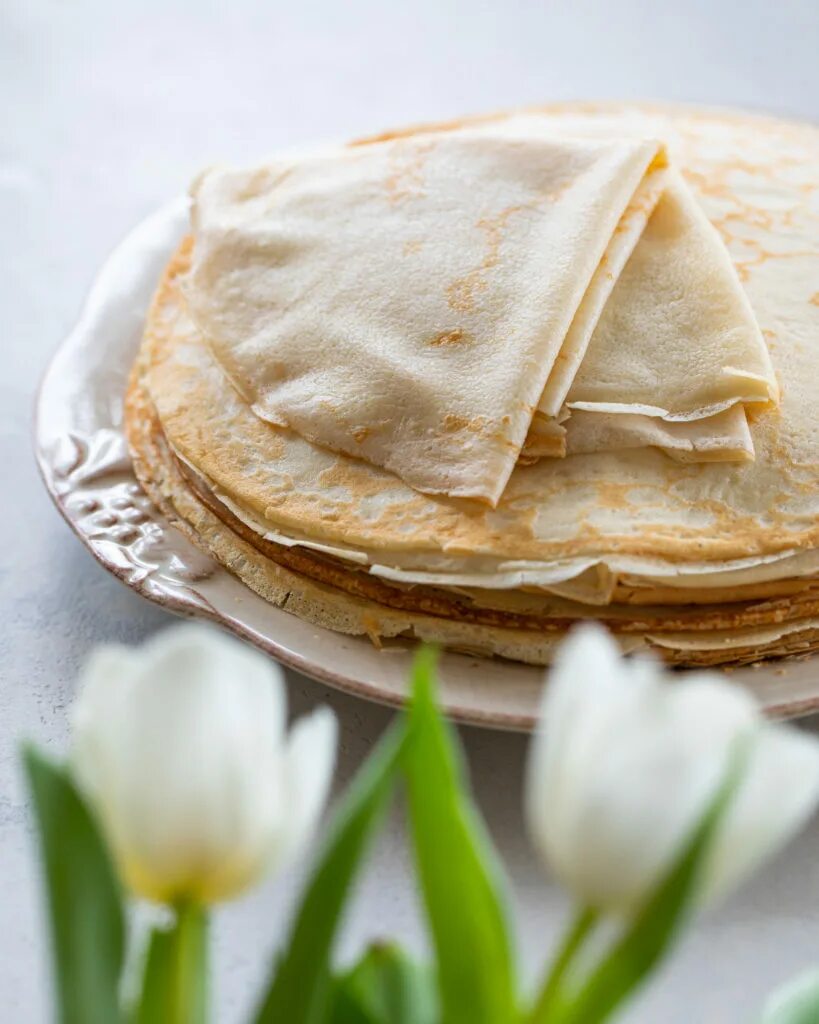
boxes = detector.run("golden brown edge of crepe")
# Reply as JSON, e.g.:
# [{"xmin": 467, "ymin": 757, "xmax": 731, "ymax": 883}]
[
  {"xmin": 137, "ymin": 242, "xmax": 819, "ymax": 622},
  {"xmin": 156, "ymin": 238, "xmax": 819, "ymax": 565},
  {"xmin": 126, "ymin": 278, "xmax": 819, "ymax": 669},
  {"xmin": 124, "ymin": 358, "xmax": 819, "ymax": 668},
  {"xmin": 150, "ymin": 242, "xmax": 819, "ymax": 615}
]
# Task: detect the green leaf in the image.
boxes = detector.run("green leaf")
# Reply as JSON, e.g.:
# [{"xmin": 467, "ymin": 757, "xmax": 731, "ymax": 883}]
[
  {"xmin": 550, "ymin": 743, "xmax": 747, "ymax": 1024},
  {"xmin": 23, "ymin": 745, "xmax": 126, "ymax": 1024},
  {"xmin": 327, "ymin": 943, "xmax": 438, "ymax": 1024},
  {"xmin": 252, "ymin": 718, "xmax": 408, "ymax": 1024},
  {"xmin": 404, "ymin": 646, "xmax": 518, "ymax": 1024},
  {"xmin": 133, "ymin": 902, "xmax": 208, "ymax": 1024},
  {"xmin": 760, "ymin": 969, "xmax": 819, "ymax": 1024}
]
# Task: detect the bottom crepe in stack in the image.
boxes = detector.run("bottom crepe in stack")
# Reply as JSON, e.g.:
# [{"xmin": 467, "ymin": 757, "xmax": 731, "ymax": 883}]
[{"xmin": 126, "ymin": 103, "xmax": 819, "ymax": 667}]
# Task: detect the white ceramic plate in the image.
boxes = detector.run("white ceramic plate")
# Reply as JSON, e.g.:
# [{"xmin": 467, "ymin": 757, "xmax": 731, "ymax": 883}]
[{"xmin": 34, "ymin": 203, "xmax": 819, "ymax": 728}]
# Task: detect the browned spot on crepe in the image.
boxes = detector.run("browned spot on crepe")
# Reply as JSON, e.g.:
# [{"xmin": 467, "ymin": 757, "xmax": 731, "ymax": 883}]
[
  {"xmin": 429, "ymin": 327, "xmax": 471, "ymax": 347},
  {"xmin": 446, "ymin": 205, "xmax": 526, "ymax": 312}
]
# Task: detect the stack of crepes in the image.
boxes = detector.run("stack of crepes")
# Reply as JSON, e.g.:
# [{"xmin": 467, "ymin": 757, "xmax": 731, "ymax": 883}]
[{"xmin": 126, "ymin": 103, "xmax": 819, "ymax": 666}]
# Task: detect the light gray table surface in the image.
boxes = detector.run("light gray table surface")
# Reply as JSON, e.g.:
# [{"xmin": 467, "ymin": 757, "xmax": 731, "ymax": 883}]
[{"xmin": 4, "ymin": 1, "xmax": 819, "ymax": 1019}]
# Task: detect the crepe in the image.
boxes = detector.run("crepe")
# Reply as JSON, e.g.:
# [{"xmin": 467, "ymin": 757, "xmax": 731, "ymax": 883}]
[
  {"xmin": 187, "ymin": 128, "xmax": 668, "ymax": 505},
  {"xmin": 524, "ymin": 406, "xmax": 754, "ymax": 463},
  {"xmin": 125, "ymin": 103, "xmax": 819, "ymax": 668},
  {"xmin": 187, "ymin": 119, "xmax": 777, "ymax": 504},
  {"xmin": 524, "ymin": 170, "xmax": 777, "ymax": 460}
]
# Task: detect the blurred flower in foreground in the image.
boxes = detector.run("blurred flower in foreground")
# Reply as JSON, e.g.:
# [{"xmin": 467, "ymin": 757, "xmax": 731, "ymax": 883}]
[
  {"xmin": 71, "ymin": 624, "xmax": 337, "ymax": 905},
  {"xmin": 760, "ymin": 968, "xmax": 819, "ymax": 1024},
  {"xmin": 526, "ymin": 625, "xmax": 819, "ymax": 916}
]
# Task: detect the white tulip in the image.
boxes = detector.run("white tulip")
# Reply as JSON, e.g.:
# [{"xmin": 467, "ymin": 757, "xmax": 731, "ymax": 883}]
[
  {"xmin": 525, "ymin": 625, "xmax": 819, "ymax": 916},
  {"xmin": 71, "ymin": 624, "xmax": 337, "ymax": 905}
]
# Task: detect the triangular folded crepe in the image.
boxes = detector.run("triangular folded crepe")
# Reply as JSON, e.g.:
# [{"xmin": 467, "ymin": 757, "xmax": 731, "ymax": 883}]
[
  {"xmin": 186, "ymin": 119, "xmax": 778, "ymax": 506},
  {"xmin": 186, "ymin": 128, "xmax": 667, "ymax": 505},
  {"xmin": 566, "ymin": 171, "xmax": 777, "ymax": 418},
  {"xmin": 523, "ymin": 170, "xmax": 777, "ymax": 461}
]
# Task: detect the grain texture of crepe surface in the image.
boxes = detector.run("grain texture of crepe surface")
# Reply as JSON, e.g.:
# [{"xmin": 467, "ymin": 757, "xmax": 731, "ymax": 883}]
[
  {"xmin": 127, "ymin": 102, "xmax": 819, "ymax": 667},
  {"xmin": 186, "ymin": 126, "xmax": 668, "ymax": 504}
]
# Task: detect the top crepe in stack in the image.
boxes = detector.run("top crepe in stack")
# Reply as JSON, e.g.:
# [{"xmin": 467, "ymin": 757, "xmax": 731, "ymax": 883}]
[{"xmin": 125, "ymin": 103, "xmax": 819, "ymax": 667}]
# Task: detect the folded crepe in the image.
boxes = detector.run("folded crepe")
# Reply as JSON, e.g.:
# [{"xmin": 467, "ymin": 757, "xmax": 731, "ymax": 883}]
[
  {"xmin": 186, "ymin": 127, "xmax": 668, "ymax": 506},
  {"xmin": 185, "ymin": 117, "xmax": 776, "ymax": 505},
  {"xmin": 524, "ymin": 170, "xmax": 777, "ymax": 460},
  {"xmin": 125, "ymin": 103, "xmax": 819, "ymax": 668}
]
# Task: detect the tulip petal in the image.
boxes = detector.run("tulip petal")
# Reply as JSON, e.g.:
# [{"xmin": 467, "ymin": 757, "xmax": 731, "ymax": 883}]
[
  {"xmin": 527, "ymin": 627, "xmax": 666, "ymax": 906},
  {"xmin": 280, "ymin": 707, "xmax": 338, "ymax": 865},
  {"xmin": 703, "ymin": 724, "xmax": 819, "ymax": 905},
  {"xmin": 72, "ymin": 644, "xmax": 140, "ymax": 805},
  {"xmin": 526, "ymin": 625, "xmax": 626, "ymax": 852}
]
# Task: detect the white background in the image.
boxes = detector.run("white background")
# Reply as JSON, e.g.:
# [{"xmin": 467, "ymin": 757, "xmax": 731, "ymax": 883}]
[{"xmin": 4, "ymin": 1, "xmax": 819, "ymax": 1019}]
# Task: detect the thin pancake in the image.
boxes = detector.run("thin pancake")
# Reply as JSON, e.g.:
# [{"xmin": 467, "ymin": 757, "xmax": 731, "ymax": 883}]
[
  {"xmin": 524, "ymin": 169, "xmax": 776, "ymax": 461},
  {"xmin": 188, "ymin": 117, "xmax": 777, "ymax": 489},
  {"xmin": 525, "ymin": 405, "xmax": 755, "ymax": 463},
  {"xmin": 563, "ymin": 170, "xmax": 776, "ymax": 419},
  {"xmin": 187, "ymin": 127, "xmax": 667, "ymax": 504}
]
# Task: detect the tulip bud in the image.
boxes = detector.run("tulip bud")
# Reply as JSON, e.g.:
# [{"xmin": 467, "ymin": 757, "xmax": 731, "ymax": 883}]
[
  {"xmin": 526, "ymin": 625, "xmax": 819, "ymax": 916},
  {"xmin": 71, "ymin": 624, "xmax": 337, "ymax": 905}
]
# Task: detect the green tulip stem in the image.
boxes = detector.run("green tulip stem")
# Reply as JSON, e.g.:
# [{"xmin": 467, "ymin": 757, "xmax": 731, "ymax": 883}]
[
  {"xmin": 529, "ymin": 905, "xmax": 598, "ymax": 1023},
  {"xmin": 135, "ymin": 900, "xmax": 209, "ymax": 1024},
  {"xmin": 168, "ymin": 901, "xmax": 208, "ymax": 1024}
]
